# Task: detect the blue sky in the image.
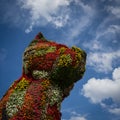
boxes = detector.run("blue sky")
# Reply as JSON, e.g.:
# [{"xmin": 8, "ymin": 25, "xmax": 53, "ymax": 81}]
[{"xmin": 0, "ymin": 0, "xmax": 120, "ymax": 120}]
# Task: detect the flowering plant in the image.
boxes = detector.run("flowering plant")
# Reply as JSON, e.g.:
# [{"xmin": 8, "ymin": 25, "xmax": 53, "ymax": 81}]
[{"xmin": 0, "ymin": 32, "xmax": 86, "ymax": 120}]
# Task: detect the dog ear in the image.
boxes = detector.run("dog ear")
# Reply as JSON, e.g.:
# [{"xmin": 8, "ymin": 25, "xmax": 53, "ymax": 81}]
[{"xmin": 35, "ymin": 32, "xmax": 45, "ymax": 39}]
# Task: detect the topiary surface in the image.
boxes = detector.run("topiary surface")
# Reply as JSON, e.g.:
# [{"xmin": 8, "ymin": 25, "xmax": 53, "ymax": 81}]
[{"xmin": 0, "ymin": 32, "xmax": 86, "ymax": 120}]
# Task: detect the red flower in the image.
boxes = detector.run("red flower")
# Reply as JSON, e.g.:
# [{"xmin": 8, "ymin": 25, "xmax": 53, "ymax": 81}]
[{"xmin": 47, "ymin": 104, "xmax": 61, "ymax": 120}]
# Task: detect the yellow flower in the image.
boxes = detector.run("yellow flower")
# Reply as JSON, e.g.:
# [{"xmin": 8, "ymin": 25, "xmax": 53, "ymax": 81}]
[
  {"xmin": 42, "ymin": 79, "xmax": 51, "ymax": 89},
  {"xmin": 57, "ymin": 54, "xmax": 72, "ymax": 67},
  {"xmin": 15, "ymin": 77, "xmax": 30, "ymax": 91},
  {"xmin": 58, "ymin": 47, "xmax": 66, "ymax": 54}
]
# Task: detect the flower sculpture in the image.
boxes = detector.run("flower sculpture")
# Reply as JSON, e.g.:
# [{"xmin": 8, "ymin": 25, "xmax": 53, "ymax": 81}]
[{"xmin": 0, "ymin": 32, "xmax": 86, "ymax": 120}]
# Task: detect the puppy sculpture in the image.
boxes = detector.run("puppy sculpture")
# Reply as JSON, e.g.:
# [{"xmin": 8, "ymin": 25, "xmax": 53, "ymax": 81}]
[{"xmin": 0, "ymin": 33, "xmax": 86, "ymax": 120}]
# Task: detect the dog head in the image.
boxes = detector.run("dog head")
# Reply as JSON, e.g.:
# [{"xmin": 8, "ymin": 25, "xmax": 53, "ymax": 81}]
[{"xmin": 23, "ymin": 32, "xmax": 86, "ymax": 90}]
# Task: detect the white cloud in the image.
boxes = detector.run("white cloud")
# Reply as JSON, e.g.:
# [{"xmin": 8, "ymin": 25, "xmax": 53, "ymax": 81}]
[
  {"xmin": 87, "ymin": 50, "xmax": 120, "ymax": 73},
  {"xmin": 52, "ymin": 14, "xmax": 69, "ymax": 28},
  {"xmin": 62, "ymin": 109, "xmax": 87, "ymax": 120},
  {"xmin": 62, "ymin": 16, "xmax": 92, "ymax": 46},
  {"xmin": 18, "ymin": 0, "xmax": 71, "ymax": 33},
  {"xmin": 19, "ymin": 0, "xmax": 96, "ymax": 38},
  {"xmin": 25, "ymin": 22, "xmax": 34, "ymax": 33},
  {"xmin": 84, "ymin": 24, "xmax": 120, "ymax": 51},
  {"xmin": 96, "ymin": 25, "xmax": 120, "ymax": 41},
  {"xmin": 107, "ymin": 25, "xmax": 120, "ymax": 33},
  {"xmin": 82, "ymin": 77, "xmax": 120, "ymax": 103},
  {"xmin": 82, "ymin": 2, "xmax": 120, "ymax": 51},
  {"xmin": 83, "ymin": 8, "xmax": 120, "ymax": 72},
  {"xmin": 83, "ymin": 40, "xmax": 102, "ymax": 51},
  {"xmin": 60, "ymin": 0, "xmax": 95, "ymax": 46},
  {"xmin": 75, "ymin": 0, "xmax": 95, "ymax": 16},
  {"xmin": 70, "ymin": 116, "xmax": 86, "ymax": 120},
  {"xmin": 108, "ymin": 108, "xmax": 120, "ymax": 115},
  {"xmin": 113, "ymin": 67, "xmax": 120, "ymax": 80},
  {"xmin": 107, "ymin": 6, "xmax": 120, "ymax": 18},
  {"xmin": 82, "ymin": 67, "xmax": 120, "ymax": 115}
]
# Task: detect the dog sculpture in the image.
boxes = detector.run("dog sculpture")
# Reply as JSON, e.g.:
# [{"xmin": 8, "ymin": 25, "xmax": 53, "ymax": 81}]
[{"xmin": 0, "ymin": 32, "xmax": 86, "ymax": 120}]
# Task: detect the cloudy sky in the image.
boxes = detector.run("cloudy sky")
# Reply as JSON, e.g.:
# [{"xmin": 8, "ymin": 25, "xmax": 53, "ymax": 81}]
[{"xmin": 0, "ymin": 0, "xmax": 120, "ymax": 119}]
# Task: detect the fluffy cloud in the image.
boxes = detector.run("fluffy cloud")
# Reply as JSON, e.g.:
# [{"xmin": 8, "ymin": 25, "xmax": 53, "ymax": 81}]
[
  {"xmin": 18, "ymin": 0, "xmax": 71, "ymax": 33},
  {"xmin": 83, "ymin": 10, "xmax": 120, "ymax": 73},
  {"xmin": 87, "ymin": 50, "xmax": 120, "ymax": 73},
  {"xmin": 18, "ymin": 0, "xmax": 96, "ymax": 38},
  {"xmin": 82, "ymin": 67, "xmax": 120, "ymax": 115},
  {"xmin": 113, "ymin": 67, "xmax": 120, "ymax": 80}
]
